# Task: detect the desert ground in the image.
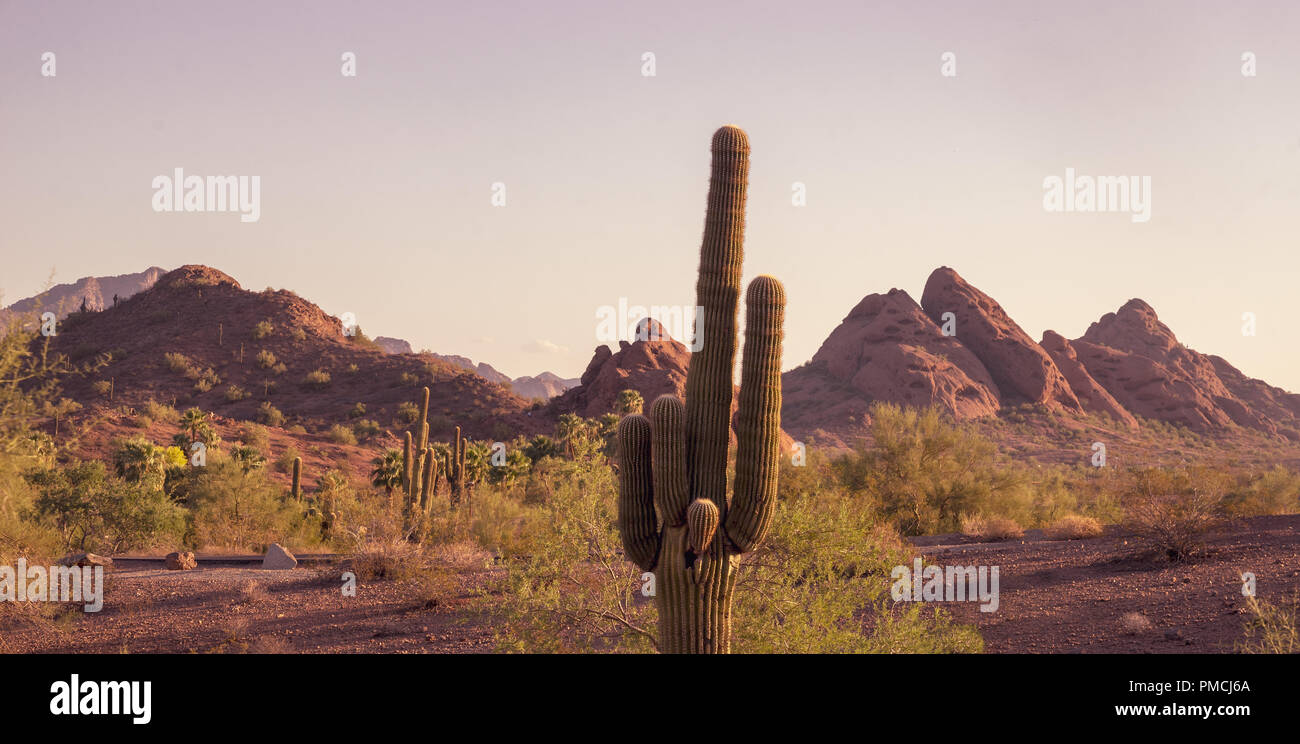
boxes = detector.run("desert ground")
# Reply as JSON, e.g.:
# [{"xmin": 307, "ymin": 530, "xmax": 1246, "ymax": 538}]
[{"xmin": 6, "ymin": 514, "xmax": 1295, "ymax": 655}]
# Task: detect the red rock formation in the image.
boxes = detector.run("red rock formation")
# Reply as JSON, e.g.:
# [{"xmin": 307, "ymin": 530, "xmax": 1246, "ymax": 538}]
[
  {"xmin": 1040, "ymin": 330, "xmax": 1138, "ymax": 429},
  {"xmin": 781, "ymin": 289, "xmax": 1001, "ymax": 438},
  {"xmin": 550, "ymin": 319, "xmax": 691, "ymax": 419},
  {"xmin": 920, "ymin": 267, "xmax": 1081, "ymax": 412},
  {"xmin": 1073, "ymin": 299, "xmax": 1253, "ymax": 432}
]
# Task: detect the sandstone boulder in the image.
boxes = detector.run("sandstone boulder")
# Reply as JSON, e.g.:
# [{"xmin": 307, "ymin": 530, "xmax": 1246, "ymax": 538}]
[
  {"xmin": 164, "ymin": 551, "xmax": 197, "ymax": 570},
  {"xmin": 262, "ymin": 543, "xmax": 298, "ymax": 570}
]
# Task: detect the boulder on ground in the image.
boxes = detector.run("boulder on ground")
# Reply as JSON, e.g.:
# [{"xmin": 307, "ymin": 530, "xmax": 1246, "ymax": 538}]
[
  {"xmin": 164, "ymin": 551, "xmax": 197, "ymax": 570},
  {"xmin": 262, "ymin": 543, "xmax": 298, "ymax": 570},
  {"xmin": 57, "ymin": 552, "xmax": 113, "ymax": 568}
]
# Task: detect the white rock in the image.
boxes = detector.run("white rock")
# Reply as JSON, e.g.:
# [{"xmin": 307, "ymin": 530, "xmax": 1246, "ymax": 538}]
[{"xmin": 262, "ymin": 543, "xmax": 298, "ymax": 570}]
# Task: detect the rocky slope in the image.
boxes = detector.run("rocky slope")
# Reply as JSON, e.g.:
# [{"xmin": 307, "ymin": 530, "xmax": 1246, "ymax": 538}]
[{"xmin": 43, "ymin": 265, "xmax": 540, "ymax": 442}]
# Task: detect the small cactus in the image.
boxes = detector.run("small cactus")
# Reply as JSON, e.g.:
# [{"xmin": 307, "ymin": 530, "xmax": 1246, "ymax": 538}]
[
  {"xmin": 291, "ymin": 457, "xmax": 302, "ymax": 500},
  {"xmin": 616, "ymin": 126, "xmax": 785, "ymax": 654}
]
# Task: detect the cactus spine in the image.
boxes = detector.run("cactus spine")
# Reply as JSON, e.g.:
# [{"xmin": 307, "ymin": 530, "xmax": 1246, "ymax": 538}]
[
  {"xmin": 291, "ymin": 456, "xmax": 302, "ymax": 500},
  {"xmin": 616, "ymin": 125, "xmax": 784, "ymax": 654}
]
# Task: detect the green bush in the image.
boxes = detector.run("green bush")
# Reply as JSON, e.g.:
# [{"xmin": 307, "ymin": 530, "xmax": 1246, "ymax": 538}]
[
  {"xmin": 251, "ymin": 320, "xmax": 274, "ymax": 340},
  {"xmin": 23, "ymin": 460, "xmax": 187, "ymax": 554},
  {"xmin": 256, "ymin": 401, "xmax": 284, "ymax": 427},
  {"xmin": 327, "ymin": 424, "xmax": 357, "ymax": 445},
  {"xmin": 303, "ymin": 369, "xmax": 331, "ymax": 389}
]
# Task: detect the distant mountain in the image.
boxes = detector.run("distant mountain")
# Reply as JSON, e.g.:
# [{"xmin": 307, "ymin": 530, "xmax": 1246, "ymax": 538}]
[
  {"xmin": 370, "ymin": 335, "xmax": 575, "ymax": 399},
  {"xmin": 511, "ymin": 372, "xmax": 579, "ymax": 401},
  {"xmin": 372, "ymin": 336, "xmax": 412, "ymax": 355},
  {"xmin": 781, "ymin": 266, "xmax": 1300, "ymax": 444},
  {"xmin": 1, "ymin": 266, "xmax": 167, "ymax": 323}
]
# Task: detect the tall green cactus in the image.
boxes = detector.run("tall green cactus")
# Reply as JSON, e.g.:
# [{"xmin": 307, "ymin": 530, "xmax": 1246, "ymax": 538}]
[
  {"xmin": 291, "ymin": 456, "xmax": 302, "ymax": 500},
  {"xmin": 616, "ymin": 125, "xmax": 785, "ymax": 654}
]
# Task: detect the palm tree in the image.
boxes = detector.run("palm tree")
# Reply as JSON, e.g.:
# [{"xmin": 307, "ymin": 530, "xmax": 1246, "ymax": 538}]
[
  {"xmin": 229, "ymin": 445, "xmax": 267, "ymax": 473},
  {"xmin": 114, "ymin": 438, "xmax": 162, "ymax": 483},
  {"xmin": 369, "ymin": 449, "xmax": 404, "ymax": 497},
  {"xmin": 556, "ymin": 413, "xmax": 584, "ymax": 458},
  {"xmin": 179, "ymin": 407, "xmax": 208, "ymax": 443}
]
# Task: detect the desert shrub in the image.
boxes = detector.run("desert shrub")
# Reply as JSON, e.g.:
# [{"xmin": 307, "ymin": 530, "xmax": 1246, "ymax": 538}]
[
  {"xmin": 346, "ymin": 363, "xmax": 359, "ymax": 375},
  {"xmin": 833, "ymin": 403, "xmax": 1028, "ymax": 535},
  {"xmin": 303, "ymin": 369, "xmax": 331, "ymax": 389},
  {"xmin": 399, "ymin": 372, "xmax": 420, "ymax": 386},
  {"xmin": 352, "ymin": 418, "xmax": 381, "ymax": 441},
  {"xmin": 184, "ymin": 461, "xmax": 321, "ymax": 551},
  {"xmin": 960, "ymin": 515, "xmax": 1024, "ymax": 542},
  {"xmin": 290, "ymin": 327, "xmax": 307, "ymax": 342},
  {"xmin": 255, "ymin": 349, "xmax": 277, "ymax": 369},
  {"xmin": 23, "ymin": 460, "xmax": 187, "ymax": 554},
  {"xmin": 1122, "ymin": 467, "xmax": 1228, "ymax": 561},
  {"xmin": 236, "ymin": 423, "xmax": 270, "ymax": 453},
  {"xmin": 1044, "ymin": 514, "xmax": 1104, "ymax": 540},
  {"xmin": 256, "ymin": 401, "xmax": 284, "ymax": 427},
  {"xmin": 162, "ymin": 352, "xmax": 192, "ymax": 375},
  {"xmin": 1237, "ymin": 594, "xmax": 1298, "ymax": 654},
  {"xmin": 191, "ymin": 368, "xmax": 220, "ymax": 393},
  {"xmin": 491, "ymin": 457, "xmax": 982, "ymax": 653},
  {"xmin": 224, "ymin": 385, "xmax": 248, "ymax": 403},
  {"xmin": 395, "ymin": 401, "xmax": 419, "ymax": 425},
  {"xmin": 274, "ymin": 447, "xmax": 301, "ymax": 474},
  {"xmin": 326, "ymin": 424, "xmax": 357, "ymax": 445},
  {"xmin": 1224, "ymin": 466, "xmax": 1300, "ymax": 517},
  {"xmin": 251, "ymin": 320, "xmax": 273, "ymax": 340},
  {"xmin": 272, "ymin": 362, "xmax": 287, "ymax": 376},
  {"xmin": 91, "ymin": 380, "xmax": 113, "ymax": 398},
  {"xmin": 138, "ymin": 399, "xmax": 178, "ymax": 428},
  {"xmin": 347, "ymin": 402, "xmax": 366, "ymax": 419}
]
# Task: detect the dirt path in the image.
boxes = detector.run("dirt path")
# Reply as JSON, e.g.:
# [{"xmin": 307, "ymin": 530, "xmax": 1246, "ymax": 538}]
[{"xmin": 913, "ymin": 514, "xmax": 1300, "ymax": 653}]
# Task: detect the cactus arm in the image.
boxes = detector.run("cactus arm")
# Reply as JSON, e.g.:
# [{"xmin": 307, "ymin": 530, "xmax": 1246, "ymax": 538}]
[
  {"xmin": 683, "ymin": 125, "xmax": 749, "ymax": 512},
  {"xmin": 616, "ymin": 414, "xmax": 659, "ymax": 571},
  {"xmin": 650, "ymin": 395, "xmax": 690, "ymax": 526},
  {"xmin": 725, "ymin": 275, "xmax": 785, "ymax": 553}
]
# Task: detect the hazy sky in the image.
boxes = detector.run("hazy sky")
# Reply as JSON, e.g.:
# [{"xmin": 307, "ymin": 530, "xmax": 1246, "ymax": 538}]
[{"xmin": 3, "ymin": 0, "xmax": 1299, "ymax": 390}]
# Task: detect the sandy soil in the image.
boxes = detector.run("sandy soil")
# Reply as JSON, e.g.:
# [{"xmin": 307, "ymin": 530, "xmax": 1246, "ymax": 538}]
[
  {"xmin": 2, "ymin": 563, "xmax": 498, "ymax": 654},
  {"xmin": 914, "ymin": 514, "xmax": 1300, "ymax": 653},
  {"xmin": 4, "ymin": 515, "xmax": 1296, "ymax": 654}
]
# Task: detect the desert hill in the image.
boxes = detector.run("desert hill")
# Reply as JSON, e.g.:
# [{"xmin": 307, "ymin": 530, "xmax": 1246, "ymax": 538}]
[{"xmin": 41, "ymin": 265, "xmax": 542, "ymax": 443}]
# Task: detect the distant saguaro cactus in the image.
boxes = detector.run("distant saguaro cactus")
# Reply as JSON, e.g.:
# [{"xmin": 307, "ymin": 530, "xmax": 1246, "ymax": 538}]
[
  {"xmin": 291, "ymin": 457, "xmax": 302, "ymax": 500},
  {"xmin": 616, "ymin": 125, "xmax": 785, "ymax": 654}
]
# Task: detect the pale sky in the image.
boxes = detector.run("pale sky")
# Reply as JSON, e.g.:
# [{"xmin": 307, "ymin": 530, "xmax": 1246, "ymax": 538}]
[{"xmin": 3, "ymin": 0, "xmax": 1299, "ymax": 389}]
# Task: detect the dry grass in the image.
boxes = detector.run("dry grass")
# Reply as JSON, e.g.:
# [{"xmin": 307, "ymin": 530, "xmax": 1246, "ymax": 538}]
[
  {"xmin": 1044, "ymin": 514, "xmax": 1104, "ymax": 540},
  {"xmin": 1237, "ymin": 594, "xmax": 1298, "ymax": 654},
  {"xmin": 961, "ymin": 515, "xmax": 1024, "ymax": 542}
]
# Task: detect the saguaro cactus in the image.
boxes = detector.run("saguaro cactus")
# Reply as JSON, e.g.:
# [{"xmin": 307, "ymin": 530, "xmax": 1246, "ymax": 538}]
[
  {"xmin": 291, "ymin": 456, "xmax": 302, "ymax": 500},
  {"xmin": 616, "ymin": 125, "xmax": 785, "ymax": 654}
]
